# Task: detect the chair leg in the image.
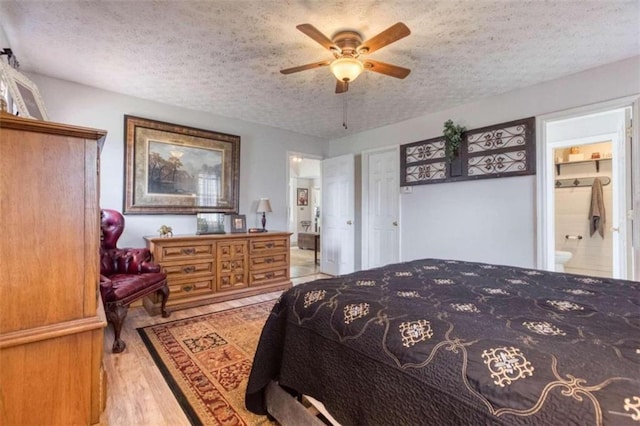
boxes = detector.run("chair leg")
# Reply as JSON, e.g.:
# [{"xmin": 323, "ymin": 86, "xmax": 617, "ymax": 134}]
[
  {"xmin": 106, "ymin": 303, "xmax": 129, "ymax": 353},
  {"xmin": 158, "ymin": 283, "xmax": 171, "ymax": 318}
]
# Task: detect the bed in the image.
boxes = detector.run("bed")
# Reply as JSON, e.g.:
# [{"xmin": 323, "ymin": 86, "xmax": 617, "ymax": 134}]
[{"xmin": 245, "ymin": 258, "xmax": 640, "ymax": 425}]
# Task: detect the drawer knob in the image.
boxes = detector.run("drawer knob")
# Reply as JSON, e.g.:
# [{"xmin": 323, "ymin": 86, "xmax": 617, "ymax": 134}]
[
  {"xmin": 182, "ymin": 285, "xmax": 194, "ymax": 292},
  {"xmin": 265, "ymin": 257, "xmax": 274, "ymax": 263},
  {"xmin": 266, "ymin": 273, "xmax": 274, "ymax": 279},
  {"xmin": 265, "ymin": 243, "xmax": 274, "ymax": 248},
  {"xmin": 183, "ymin": 266, "xmax": 196, "ymax": 273},
  {"xmin": 182, "ymin": 248, "xmax": 196, "ymax": 255}
]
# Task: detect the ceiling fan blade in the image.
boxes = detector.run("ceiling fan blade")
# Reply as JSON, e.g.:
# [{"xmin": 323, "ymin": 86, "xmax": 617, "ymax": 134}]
[
  {"xmin": 296, "ymin": 24, "xmax": 341, "ymax": 53},
  {"xmin": 358, "ymin": 22, "xmax": 410, "ymax": 55},
  {"xmin": 335, "ymin": 80, "xmax": 349, "ymax": 94},
  {"xmin": 363, "ymin": 59, "xmax": 411, "ymax": 79},
  {"xmin": 280, "ymin": 60, "xmax": 331, "ymax": 75}
]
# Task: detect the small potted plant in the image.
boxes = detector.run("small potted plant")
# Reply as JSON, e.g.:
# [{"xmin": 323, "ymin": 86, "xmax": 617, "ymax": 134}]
[{"xmin": 443, "ymin": 119, "xmax": 466, "ymax": 176}]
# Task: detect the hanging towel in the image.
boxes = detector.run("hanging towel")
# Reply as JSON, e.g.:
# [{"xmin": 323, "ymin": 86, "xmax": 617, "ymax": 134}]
[{"xmin": 589, "ymin": 177, "xmax": 606, "ymax": 238}]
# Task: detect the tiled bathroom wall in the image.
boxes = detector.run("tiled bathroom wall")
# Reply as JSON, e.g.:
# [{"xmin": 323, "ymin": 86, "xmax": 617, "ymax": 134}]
[{"xmin": 554, "ymin": 142, "xmax": 613, "ymax": 277}]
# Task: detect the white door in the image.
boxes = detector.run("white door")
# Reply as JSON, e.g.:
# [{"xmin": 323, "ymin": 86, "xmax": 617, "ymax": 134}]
[
  {"xmin": 624, "ymin": 106, "xmax": 639, "ymax": 280},
  {"xmin": 321, "ymin": 154, "xmax": 355, "ymax": 276},
  {"xmin": 612, "ymin": 108, "xmax": 630, "ymax": 278},
  {"xmin": 362, "ymin": 147, "xmax": 400, "ymax": 269},
  {"xmin": 631, "ymin": 102, "xmax": 640, "ymax": 281}
]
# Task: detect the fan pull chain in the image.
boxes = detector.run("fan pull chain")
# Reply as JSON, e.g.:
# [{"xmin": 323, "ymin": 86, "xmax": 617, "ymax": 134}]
[{"xmin": 342, "ymin": 90, "xmax": 348, "ymax": 130}]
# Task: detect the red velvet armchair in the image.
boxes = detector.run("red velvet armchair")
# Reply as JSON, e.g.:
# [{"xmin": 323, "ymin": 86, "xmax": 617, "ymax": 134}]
[{"xmin": 100, "ymin": 209, "xmax": 170, "ymax": 353}]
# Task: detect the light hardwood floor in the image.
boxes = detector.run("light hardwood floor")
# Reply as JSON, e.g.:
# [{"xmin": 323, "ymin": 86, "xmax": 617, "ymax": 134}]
[
  {"xmin": 100, "ymin": 273, "xmax": 327, "ymax": 426},
  {"xmin": 290, "ymin": 246, "xmax": 320, "ymax": 278}
]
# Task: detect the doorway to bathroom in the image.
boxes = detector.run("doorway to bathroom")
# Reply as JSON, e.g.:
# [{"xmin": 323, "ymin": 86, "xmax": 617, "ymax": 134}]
[
  {"xmin": 552, "ymin": 140, "xmax": 614, "ymax": 277},
  {"xmin": 537, "ymin": 97, "xmax": 638, "ymax": 280},
  {"xmin": 287, "ymin": 152, "xmax": 322, "ymax": 278}
]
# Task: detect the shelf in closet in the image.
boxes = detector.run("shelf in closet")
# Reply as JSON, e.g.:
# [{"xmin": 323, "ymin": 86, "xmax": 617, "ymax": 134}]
[{"xmin": 555, "ymin": 157, "xmax": 611, "ymax": 175}]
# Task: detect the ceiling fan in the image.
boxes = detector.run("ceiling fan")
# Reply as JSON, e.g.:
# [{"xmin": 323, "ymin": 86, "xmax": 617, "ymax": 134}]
[{"xmin": 281, "ymin": 22, "xmax": 411, "ymax": 93}]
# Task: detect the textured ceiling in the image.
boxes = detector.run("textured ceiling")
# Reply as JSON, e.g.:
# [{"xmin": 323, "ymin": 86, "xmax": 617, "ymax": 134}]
[{"xmin": 0, "ymin": 1, "xmax": 638, "ymax": 139}]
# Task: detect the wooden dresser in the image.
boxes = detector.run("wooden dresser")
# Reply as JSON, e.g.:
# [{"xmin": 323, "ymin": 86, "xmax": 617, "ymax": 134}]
[
  {"xmin": 144, "ymin": 232, "xmax": 292, "ymax": 313},
  {"xmin": 0, "ymin": 113, "xmax": 107, "ymax": 425}
]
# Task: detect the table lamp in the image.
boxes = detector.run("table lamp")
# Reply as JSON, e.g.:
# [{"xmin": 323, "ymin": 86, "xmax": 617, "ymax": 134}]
[{"xmin": 256, "ymin": 198, "xmax": 272, "ymax": 231}]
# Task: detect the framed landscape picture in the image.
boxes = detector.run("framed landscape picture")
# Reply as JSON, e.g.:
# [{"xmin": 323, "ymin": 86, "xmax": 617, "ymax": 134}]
[{"xmin": 124, "ymin": 115, "xmax": 240, "ymax": 214}]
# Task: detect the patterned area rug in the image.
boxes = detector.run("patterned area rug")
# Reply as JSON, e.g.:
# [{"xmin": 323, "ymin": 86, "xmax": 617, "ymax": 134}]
[{"xmin": 138, "ymin": 300, "xmax": 278, "ymax": 426}]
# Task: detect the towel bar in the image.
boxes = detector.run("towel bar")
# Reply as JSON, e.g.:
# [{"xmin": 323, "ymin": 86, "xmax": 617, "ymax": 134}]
[
  {"xmin": 565, "ymin": 235, "xmax": 583, "ymax": 240},
  {"xmin": 555, "ymin": 176, "xmax": 610, "ymax": 188}
]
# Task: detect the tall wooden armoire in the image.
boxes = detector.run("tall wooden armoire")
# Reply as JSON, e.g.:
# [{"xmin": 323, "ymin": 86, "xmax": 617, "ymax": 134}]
[{"xmin": 0, "ymin": 112, "xmax": 108, "ymax": 425}]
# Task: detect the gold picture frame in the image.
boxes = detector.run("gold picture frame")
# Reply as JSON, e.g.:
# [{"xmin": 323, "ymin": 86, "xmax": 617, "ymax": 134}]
[
  {"xmin": 0, "ymin": 61, "xmax": 48, "ymax": 120},
  {"xmin": 124, "ymin": 115, "xmax": 240, "ymax": 214}
]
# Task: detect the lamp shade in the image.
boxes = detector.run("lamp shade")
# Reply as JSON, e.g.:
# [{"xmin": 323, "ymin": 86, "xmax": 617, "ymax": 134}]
[
  {"xmin": 256, "ymin": 198, "xmax": 272, "ymax": 213},
  {"xmin": 330, "ymin": 58, "xmax": 364, "ymax": 82}
]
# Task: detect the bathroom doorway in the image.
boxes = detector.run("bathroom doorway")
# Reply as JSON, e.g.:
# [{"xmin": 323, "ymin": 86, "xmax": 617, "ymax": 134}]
[
  {"xmin": 537, "ymin": 98, "xmax": 638, "ymax": 280},
  {"xmin": 552, "ymin": 140, "xmax": 614, "ymax": 277},
  {"xmin": 287, "ymin": 152, "xmax": 322, "ymax": 278}
]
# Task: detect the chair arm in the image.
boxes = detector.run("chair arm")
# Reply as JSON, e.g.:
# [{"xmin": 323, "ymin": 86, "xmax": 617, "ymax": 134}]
[
  {"xmin": 100, "ymin": 274, "xmax": 112, "ymax": 286},
  {"xmin": 139, "ymin": 261, "xmax": 161, "ymax": 273},
  {"xmin": 106, "ymin": 248, "xmax": 161, "ymax": 274},
  {"xmin": 125, "ymin": 248, "xmax": 162, "ymax": 273},
  {"xmin": 99, "ymin": 274, "xmax": 115, "ymax": 299}
]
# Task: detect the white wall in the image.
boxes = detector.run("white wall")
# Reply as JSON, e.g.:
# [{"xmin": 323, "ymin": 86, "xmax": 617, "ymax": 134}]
[
  {"xmin": 0, "ymin": 22, "xmax": 8, "ymax": 48},
  {"xmin": 29, "ymin": 74, "xmax": 326, "ymax": 247},
  {"xmin": 329, "ymin": 56, "xmax": 640, "ymax": 269}
]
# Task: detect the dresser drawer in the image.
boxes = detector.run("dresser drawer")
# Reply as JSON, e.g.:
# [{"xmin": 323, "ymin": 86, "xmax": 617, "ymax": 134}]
[
  {"xmin": 249, "ymin": 237, "xmax": 289, "ymax": 254},
  {"xmin": 218, "ymin": 258, "xmax": 246, "ymax": 274},
  {"xmin": 145, "ymin": 278, "xmax": 215, "ymax": 305},
  {"xmin": 168, "ymin": 278, "xmax": 215, "ymax": 299},
  {"xmin": 217, "ymin": 240, "xmax": 247, "ymax": 259},
  {"xmin": 250, "ymin": 252, "xmax": 288, "ymax": 270},
  {"xmin": 217, "ymin": 272, "xmax": 248, "ymax": 292},
  {"xmin": 160, "ymin": 260, "xmax": 214, "ymax": 281},
  {"xmin": 155, "ymin": 242, "xmax": 214, "ymax": 262},
  {"xmin": 249, "ymin": 267, "xmax": 289, "ymax": 287}
]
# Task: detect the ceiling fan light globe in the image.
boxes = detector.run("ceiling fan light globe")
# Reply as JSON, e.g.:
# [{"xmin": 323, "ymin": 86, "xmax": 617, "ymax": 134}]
[{"xmin": 330, "ymin": 58, "xmax": 364, "ymax": 83}]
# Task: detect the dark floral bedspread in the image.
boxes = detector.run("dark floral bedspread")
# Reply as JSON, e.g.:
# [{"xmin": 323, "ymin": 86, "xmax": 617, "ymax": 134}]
[{"xmin": 246, "ymin": 259, "xmax": 640, "ymax": 425}]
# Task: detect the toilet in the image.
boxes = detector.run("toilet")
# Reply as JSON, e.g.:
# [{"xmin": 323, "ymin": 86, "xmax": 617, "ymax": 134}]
[{"xmin": 555, "ymin": 251, "xmax": 573, "ymax": 273}]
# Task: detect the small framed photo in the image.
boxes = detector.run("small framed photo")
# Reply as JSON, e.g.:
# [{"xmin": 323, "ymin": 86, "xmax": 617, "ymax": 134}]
[
  {"xmin": 230, "ymin": 214, "xmax": 246, "ymax": 233},
  {"xmin": 196, "ymin": 213, "xmax": 225, "ymax": 235},
  {"xmin": 297, "ymin": 188, "xmax": 309, "ymax": 206},
  {"xmin": 0, "ymin": 61, "xmax": 48, "ymax": 120}
]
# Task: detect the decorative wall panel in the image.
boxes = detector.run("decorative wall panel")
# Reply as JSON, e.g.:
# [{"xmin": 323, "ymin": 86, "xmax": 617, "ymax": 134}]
[
  {"xmin": 467, "ymin": 150, "xmax": 527, "ymax": 176},
  {"xmin": 405, "ymin": 162, "xmax": 447, "ymax": 183},
  {"xmin": 400, "ymin": 117, "xmax": 535, "ymax": 186},
  {"xmin": 405, "ymin": 140, "xmax": 446, "ymax": 163},
  {"xmin": 466, "ymin": 124, "xmax": 527, "ymax": 153}
]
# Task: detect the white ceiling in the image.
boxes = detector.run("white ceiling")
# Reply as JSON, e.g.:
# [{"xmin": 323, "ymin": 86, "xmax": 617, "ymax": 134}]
[{"xmin": 0, "ymin": 1, "xmax": 638, "ymax": 140}]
